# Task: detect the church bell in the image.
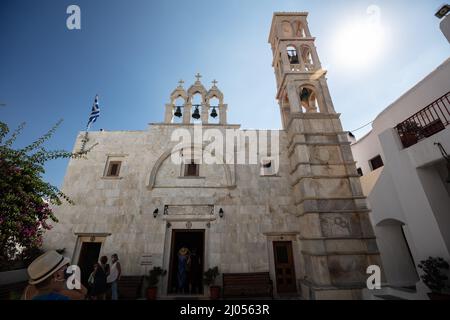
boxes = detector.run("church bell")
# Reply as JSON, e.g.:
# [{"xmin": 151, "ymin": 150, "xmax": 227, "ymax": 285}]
[
  {"xmin": 192, "ymin": 106, "xmax": 201, "ymax": 120},
  {"xmin": 174, "ymin": 106, "xmax": 183, "ymax": 118},
  {"xmin": 210, "ymin": 107, "xmax": 218, "ymax": 118}
]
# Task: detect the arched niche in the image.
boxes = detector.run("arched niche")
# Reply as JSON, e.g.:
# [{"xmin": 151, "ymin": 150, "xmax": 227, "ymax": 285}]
[
  {"xmin": 148, "ymin": 143, "xmax": 234, "ymax": 189},
  {"xmin": 293, "ymin": 20, "xmax": 307, "ymax": 38},
  {"xmin": 281, "ymin": 21, "xmax": 293, "ymax": 37},
  {"xmin": 375, "ymin": 219, "xmax": 419, "ymax": 288}
]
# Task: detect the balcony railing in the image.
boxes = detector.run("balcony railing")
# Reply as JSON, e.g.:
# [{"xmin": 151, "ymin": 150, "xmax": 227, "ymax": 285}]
[{"xmin": 395, "ymin": 91, "xmax": 450, "ymax": 148}]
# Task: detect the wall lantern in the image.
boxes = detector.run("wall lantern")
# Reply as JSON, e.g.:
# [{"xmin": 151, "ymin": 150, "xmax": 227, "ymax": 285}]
[
  {"xmin": 219, "ymin": 208, "xmax": 224, "ymax": 218},
  {"xmin": 153, "ymin": 208, "xmax": 159, "ymax": 218}
]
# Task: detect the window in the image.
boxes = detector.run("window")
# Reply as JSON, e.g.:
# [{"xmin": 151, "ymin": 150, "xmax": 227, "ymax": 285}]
[
  {"xmin": 357, "ymin": 168, "xmax": 363, "ymax": 177},
  {"xmin": 184, "ymin": 161, "xmax": 199, "ymax": 177},
  {"xmin": 369, "ymin": 155, "xmax": 384, "ymax": 171},
  {"xmin": 106, "ymin": 161, "xmax": 121, "ymax": 177}
]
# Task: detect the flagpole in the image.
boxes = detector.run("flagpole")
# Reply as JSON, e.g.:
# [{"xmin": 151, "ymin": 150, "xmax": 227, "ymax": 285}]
[{"xmin": 80, "ymin": 95, "xmax": 96, "ymax": 153}]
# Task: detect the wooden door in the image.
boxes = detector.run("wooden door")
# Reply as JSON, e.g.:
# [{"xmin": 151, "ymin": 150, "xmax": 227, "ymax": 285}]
[
  {"xmin": 273, "ymin": 241, "xmax": 296, "ymax": 293},
  {"xmin": 77, "ymin": 242, "xmax": 101, "ymax": 287}
]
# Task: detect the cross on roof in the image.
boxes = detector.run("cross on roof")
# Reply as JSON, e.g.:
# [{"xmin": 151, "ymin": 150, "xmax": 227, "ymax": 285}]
[
  {"xmin": 212, "ymin": 79, "xmax": 218, "ymax": 86},
  {"xmin": 195, "ymin": 73, "xmax": 202, "ymax": 82},
  {"xmin": 178, "ymin": 79, "xmax": 184, "ymax": 87}
]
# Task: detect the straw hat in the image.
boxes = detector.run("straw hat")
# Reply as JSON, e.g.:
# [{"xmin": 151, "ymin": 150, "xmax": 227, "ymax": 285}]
[
  {"xmin": 27, "ymin": 250, "xmax": 70, "ymax": 285},
  {"xmin": 178, "ymin": 247, "xmax": 189, "ymax": 256}
]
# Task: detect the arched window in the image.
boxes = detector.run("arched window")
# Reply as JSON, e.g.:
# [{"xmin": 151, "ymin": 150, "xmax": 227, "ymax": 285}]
[
  {"xmin": 191, "ymin": 93, "xmax": 203, "ymax": 123},
  {"xmin": 209, "ymin": 97, "xmax": 220, "ymax": 124},
  {"xmin": 172, "ymin": 96, "xmax": 185, "ymax": 123},
  {"xmin": 299, "ymin": 86, "xmax": 319, "ymax": 113},
  {"xmin": 301, "ymin": 46, "xmax": 314, "ymax": 71},
  {"xmin": 286, "ymin": 45, "xmax": 299, "ymax": 64}
]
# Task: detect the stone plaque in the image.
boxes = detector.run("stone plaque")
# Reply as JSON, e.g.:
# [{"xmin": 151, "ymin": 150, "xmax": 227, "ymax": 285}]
[{"xmin": 164, "ymin": 205, "xmax": 214, "ymax": 216}]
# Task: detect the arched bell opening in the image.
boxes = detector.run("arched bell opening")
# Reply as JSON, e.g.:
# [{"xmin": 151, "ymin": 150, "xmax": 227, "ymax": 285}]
[
  {"xmin": 172, "ymin": 96, "xmax": 185, "ymax": 124},
  {"xmin": 299, "ymin": 86, "xmax": 319, "ymax": 113},
  {"xmin": 287, "ymin": 45, "xmax": 299, "ymax": 65},
  {"xmin": 208, "ymin": 97, "xmax": 220, "ymax": 124},
  {"xmin": 191, "ymin": 93, "xmax": 203, "ymax": 124},
  {"xmin": 301, "ymin": 46, "xmax": 315, "ymax": 71}
]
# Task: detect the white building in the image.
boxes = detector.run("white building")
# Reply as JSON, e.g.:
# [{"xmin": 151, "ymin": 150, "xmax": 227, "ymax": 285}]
[{"xmin": 352, "ymin": 58, "xmax": 450, "ymax": 299}]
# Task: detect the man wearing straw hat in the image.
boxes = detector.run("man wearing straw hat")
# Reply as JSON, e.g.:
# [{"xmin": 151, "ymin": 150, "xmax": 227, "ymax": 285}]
[{"xmin": 22, "ymin": 250, "xmax": 87, "ymax": 300}]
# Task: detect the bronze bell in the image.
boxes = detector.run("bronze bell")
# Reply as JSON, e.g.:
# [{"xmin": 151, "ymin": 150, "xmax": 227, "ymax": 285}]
[
  {"xmin": 174, "ymin": 106, "xmax": 182, "ymax": 118},
  {"xmin": 210, "ymin": 107, "xmax": 218, "ymax": 118},
  {"xmin": 300, "ymin": 88, "xmax": 311, "ymax": 102},
  {"xmin": 192, "ymin": 107, "xmax": 201, "ymax": 120}
]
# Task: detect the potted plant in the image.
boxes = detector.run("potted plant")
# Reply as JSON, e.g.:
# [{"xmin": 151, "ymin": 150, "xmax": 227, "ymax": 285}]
[
  {"xmin": 144, "ymin": 267, "xmax": 166, "ymax": 300},
  {"xmin": 203, "ymin": 266, "xmax": 220, "ymax": 300},
  {"xmin": 418, "ymin": 257, "xmax": 450, "ymax": 300},
  {"xmin": 397, "ymin": 121, "xmax": 421, "ymax": 148}
]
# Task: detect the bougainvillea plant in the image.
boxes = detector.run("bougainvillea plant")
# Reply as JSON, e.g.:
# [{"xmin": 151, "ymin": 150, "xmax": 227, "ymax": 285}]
[{"xmin": 0, "ymin": 120, "xmax": 88, "ymax": 268}]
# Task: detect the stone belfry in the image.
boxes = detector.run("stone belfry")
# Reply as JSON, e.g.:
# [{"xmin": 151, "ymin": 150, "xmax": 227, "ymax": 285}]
[{"xmin": 269, "ymin": 13, "xmax": 381, "ymax": 299}]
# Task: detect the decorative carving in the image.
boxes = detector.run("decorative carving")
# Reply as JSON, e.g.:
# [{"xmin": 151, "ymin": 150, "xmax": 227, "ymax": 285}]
[
  {"xmin": 186, "ymin": 221, "xmax": 192, "ymax": 229},
  {"xmin": 321, "ymin": 215, "xmax": 351, "ymax": 237}
]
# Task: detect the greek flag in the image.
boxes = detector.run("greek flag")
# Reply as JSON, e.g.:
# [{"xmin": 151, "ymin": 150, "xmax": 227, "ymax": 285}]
[{"xmin": 86, "ymin": 95, "xmax": 100, "ymax": 130}]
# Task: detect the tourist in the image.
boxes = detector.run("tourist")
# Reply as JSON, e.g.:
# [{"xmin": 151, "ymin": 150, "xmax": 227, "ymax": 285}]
[
  {"xmin": 188, "ymin": 248, "xmax": 202, "ymax": 294},
  {"xmin": 91, "ymin": 256, "xmax": 109, "ymax": 300},
  {"xmin": 177, "ymin": 246, "xmax": 190, "ymax": 294},
  {"xmin": 22, "ymin": 250, "xmax": 87, "ymax": 300},
  {"xmin": 107, "ymin": 253, "xmax": 121, "ymax": 300}
]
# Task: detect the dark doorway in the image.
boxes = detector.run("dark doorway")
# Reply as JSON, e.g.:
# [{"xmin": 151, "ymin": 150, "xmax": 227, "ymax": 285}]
[
  {"xmin": 168, "ymin": 230, "xmax": 205, "ymax": 295},
  {"xmin": 273, "ymin": 241, "xmax": 297, "ymax": 294},
  {"xmin": 77, "ymin": 242, "xmax": 101, "ymax": 287}
]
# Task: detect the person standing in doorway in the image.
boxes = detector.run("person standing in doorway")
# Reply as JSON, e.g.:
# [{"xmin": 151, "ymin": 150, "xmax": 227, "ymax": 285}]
[
  {"xmin": 177, "ymin": 246, "xmax": 190, "ymax": 294},
  {"xmin": 107, "ymin": 253, "xmax": 121, "ymax": 300},
  {"xmin": 91, "ymin": 256, "xmax": 109, "ymax": 300},
  {"xmin": 188, "ymin": 248, "xmax": 202, "ymax": 294}
]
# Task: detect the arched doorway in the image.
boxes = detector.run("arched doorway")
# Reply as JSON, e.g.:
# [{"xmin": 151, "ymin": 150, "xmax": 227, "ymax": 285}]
[{"xmin": 375, "ymin": 219, "xmax": 419, "ymax": 289}]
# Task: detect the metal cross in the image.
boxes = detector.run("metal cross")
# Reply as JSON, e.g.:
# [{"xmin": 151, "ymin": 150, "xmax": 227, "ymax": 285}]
[
  {"xmin": 212, "ymin": 79, "xmax": 218, "ymax": 86},
  {"xmin": 178, "ymin": 79, "xmax": 184, "ymax": 87},
  {"xmin": 195, "ymin": 73, "xmax": 202, "ymax": 81}
]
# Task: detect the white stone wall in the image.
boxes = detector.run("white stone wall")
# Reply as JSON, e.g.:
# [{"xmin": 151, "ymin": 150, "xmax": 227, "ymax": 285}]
[{"xmin": 43, "ymin": 124, "xmax": 300, "ymax": 289}]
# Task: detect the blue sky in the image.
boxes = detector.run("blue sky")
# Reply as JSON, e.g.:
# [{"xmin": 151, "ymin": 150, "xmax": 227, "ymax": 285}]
[{"xmin": 0, "ymin": 0, "xmax": 448, "ymax": 188}]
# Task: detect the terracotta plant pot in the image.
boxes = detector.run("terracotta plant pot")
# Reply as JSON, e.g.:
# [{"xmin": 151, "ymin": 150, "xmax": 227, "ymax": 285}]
[
  {"xmin": 400, "ymin": 133, "xmax": 418, "ymax": 148},
  {"xmin": 427, "ymin": 292, "xmax": 450, "ymax": 300},
  {"xmin": 146, "ymin": 287, "xmax": 158, "ymax": 300},
  {"xmin": 209, "ymin": 286, "xmax": 220, "ymax": 300}
]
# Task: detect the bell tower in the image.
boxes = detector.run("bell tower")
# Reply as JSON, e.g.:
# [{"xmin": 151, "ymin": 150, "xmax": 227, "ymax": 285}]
[
  {"xmin": 164, "ymin": 74, "xmax": 228, "ymax": 125},
  {"xmin": 269, "ymin": 13, "xmax": 381, "ymax": 299}
]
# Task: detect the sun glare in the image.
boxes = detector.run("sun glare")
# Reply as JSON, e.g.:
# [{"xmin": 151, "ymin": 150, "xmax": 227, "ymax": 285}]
[{"xmin": 334, "ymin": 17, "xmax": 386, "ymax": 70}]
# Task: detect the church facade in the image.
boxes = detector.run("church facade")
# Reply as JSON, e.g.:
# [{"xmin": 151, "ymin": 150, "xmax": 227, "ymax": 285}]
[{"xmin": 44, "ymin": 12, "xmax": 381, "ymax": 299}]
